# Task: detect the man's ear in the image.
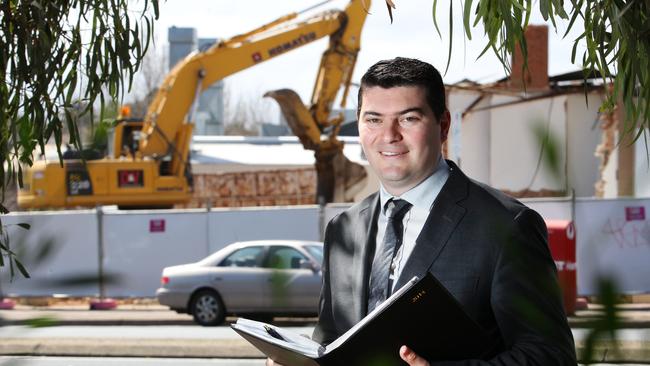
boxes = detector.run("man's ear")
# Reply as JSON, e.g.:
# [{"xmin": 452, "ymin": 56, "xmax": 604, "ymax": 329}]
[{"xmin": 440, "ymin": 110, "xmax": 451, "ymax": 142}]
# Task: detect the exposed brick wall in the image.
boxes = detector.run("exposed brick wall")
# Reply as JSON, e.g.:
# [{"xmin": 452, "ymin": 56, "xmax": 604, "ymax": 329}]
[
  {"xmin": 510, "ymin": 25, "xmax": 549, "ymax": 91},
  {"xmin": 180, "ymin": 168, "xmax": 317, "ymax": 208}
]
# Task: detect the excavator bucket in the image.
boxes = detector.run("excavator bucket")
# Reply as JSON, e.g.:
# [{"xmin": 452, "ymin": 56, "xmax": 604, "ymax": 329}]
[
  {"xmin": 264, "ymin": 89, "xmax": 321, "ymax": 150},
  {"xmin": 266, "ymin": 88, "xmax": 367, "ymax": 203}
]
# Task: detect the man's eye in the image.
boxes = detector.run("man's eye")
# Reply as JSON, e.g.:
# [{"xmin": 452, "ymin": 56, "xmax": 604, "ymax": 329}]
[
  {"xmin": 402, "ymin": 116, "xmax": 420, "ymax": 123},
  {"xmin": 366, "ymin": 118, "xmax": 381, "ymax": 124}
]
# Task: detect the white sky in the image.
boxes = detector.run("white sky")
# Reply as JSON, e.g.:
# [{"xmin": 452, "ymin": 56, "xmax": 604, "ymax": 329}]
[{"xmin": 138, "ymin": 0, "xmax": 587, "ymax": 123}]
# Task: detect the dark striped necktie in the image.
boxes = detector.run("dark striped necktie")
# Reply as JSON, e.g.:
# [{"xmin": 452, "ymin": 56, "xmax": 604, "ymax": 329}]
[{"xmin": 367, "ymin": 199, "xmax": 412, "ymax": 312}]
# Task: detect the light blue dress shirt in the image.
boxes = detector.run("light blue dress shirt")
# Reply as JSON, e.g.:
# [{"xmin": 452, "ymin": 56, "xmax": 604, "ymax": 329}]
[{"xmin": 375, "ymin": 157, "xmax": 450, "ymax": 292}]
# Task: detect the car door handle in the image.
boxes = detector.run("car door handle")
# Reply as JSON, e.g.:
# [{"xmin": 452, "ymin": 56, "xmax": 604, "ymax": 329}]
[{"xmin": 213, "ymin": 277, "xmax": 222, "ymax": 281}]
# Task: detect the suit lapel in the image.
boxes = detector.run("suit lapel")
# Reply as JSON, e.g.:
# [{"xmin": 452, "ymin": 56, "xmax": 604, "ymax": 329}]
[
  {"xmin": 394, "ymin": 163, "xmax": 469, "ymax": 290},
  {"xmin": 352, "ymin": 193, "xmax": 379, "ymax": 320}
]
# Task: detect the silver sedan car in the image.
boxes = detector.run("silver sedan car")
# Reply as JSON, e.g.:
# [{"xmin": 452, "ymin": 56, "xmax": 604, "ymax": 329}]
[{"xmin": 156, "ymin": 240, "xmax": 323, "ymax": 326}]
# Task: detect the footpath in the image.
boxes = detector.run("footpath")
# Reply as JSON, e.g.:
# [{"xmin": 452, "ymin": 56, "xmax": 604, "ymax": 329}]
[{"xmin": 1, "ymin": 300, "xmax": 650, "ymax": 362}]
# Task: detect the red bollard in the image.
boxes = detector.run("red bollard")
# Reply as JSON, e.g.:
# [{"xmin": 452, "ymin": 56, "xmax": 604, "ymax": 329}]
[
  {"xmin": 0, "ymin": 298, "xmax": 16, "ymax": 310},
  {"xmin": 89, "ymin": 298, "xmax": 118, "ymax": 310}
]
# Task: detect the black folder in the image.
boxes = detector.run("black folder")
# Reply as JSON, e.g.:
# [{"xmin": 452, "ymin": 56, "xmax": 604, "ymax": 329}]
[{"xmin": 232, "ymin": 272, "xmax": 495, "ymax": 366}]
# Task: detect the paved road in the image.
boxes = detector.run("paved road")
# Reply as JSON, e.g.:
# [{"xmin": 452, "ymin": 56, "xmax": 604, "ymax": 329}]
[
  {"xmin": 2, "ymin": 304, "xmax": 650, "ymax": 362},
  {"xmin": 1, "ymin": 324, "xmax": 650, "ymax": 362},
  {"xmin": 2, "ymin": 324, "xmax": 650, "ymax": 343},
  {"xmin": 0, "ymin": 357, "xmax": 647, "ymax": 366},
  {"xmin": 0, "ymin": 356, "xmax": 265, "ymax": 366},
  {"xmin": 0, "ymin": 324, "xmax": 309, "ymax": 359},
  {"xmin": 0, "ymin": 324, "xmax": 314, "ymax": 340},
  {"xmin": 572, "ymin": 328, "xmax": 650, "ymax": 342}
]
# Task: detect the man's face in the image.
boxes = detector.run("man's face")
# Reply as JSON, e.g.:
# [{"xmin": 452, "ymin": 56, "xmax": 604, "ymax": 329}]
[{"xmin": 358, "ymin": 86, "xmax": 450, "ymax": 196}]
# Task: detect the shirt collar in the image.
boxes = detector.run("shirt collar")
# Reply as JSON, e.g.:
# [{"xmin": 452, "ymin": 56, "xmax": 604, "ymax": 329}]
[{"xmin": 379, "ymin": 157, "xmax": 450, "ymax": 216}]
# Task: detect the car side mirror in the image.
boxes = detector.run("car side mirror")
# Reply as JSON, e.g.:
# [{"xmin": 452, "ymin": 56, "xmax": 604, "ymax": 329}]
[{"xmin": 299, "ymin": 259, "xmax": 319, "ymax": 273}]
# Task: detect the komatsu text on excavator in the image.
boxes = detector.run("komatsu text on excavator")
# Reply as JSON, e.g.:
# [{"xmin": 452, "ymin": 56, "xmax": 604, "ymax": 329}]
[{"xmin": 18, "ymin": 0, "xmax": 370, "ymax": 209}]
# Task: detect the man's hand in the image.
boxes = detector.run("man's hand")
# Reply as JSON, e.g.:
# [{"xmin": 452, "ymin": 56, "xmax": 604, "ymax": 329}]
[{"xmin": 400, "ymin": 345, "xmax": 430, "ymax": 366}]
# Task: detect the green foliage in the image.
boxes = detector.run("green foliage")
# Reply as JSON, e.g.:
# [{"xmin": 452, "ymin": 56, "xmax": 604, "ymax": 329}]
[
  {"xmin": 87, "ymin": 101, "xmax": 118, "ymax": 153},
  {"xmin": 0, "ymin": 0, "xmax": 160, "ymax": 209},
  {"xmin": 532, "ymin": 120, "xmax": 563, "ymax": 187},
  {"xmin": 25, "ymin": 315, "xmax": 60, "ymax": 328},
  {"xmin": 426, "ymin": 0, "xmax": 649, "ymax": 139},
  {"xmin": 0, "ymin": 0, "xmax": 159, "ymax": 276},
  {"xmin": 0, "ymin": 222, "xmax": 31, "ymax": 280},
  {"xmin": 92, "ymin": 118, "xmax": 114, "ymax": 153},
  {"xmin": 580, "ymin": 0, "xmax": 650, "ymax": 143},
  {"xmin": 579, "ymin": 277, "xmax": 622, "ymax": 364}
]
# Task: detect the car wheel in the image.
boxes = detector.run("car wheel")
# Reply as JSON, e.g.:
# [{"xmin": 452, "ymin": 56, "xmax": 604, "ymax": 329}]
[{"xmin": 190, "ymin": 290, "xmax": 225, "ymax": 326}]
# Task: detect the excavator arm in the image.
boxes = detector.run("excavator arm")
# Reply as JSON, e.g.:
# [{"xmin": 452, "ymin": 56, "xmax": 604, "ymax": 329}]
[
  {"xmin": 18, "ymin": 0, "xmax": 370, "ymax": 209},
  {"xmin": 140, "ymin": 0, "xmax": 370, "ymax": 204},
  {"xmin": 140, "ymin": 1, "xmax": 365, "ymax": 171},
  {"xmin": 265, "ymin": 0, "xmax": 370, "ymax": 203}
]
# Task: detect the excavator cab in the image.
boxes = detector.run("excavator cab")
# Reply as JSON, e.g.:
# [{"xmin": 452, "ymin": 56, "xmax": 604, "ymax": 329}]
[{"xmin": 111, "ymin": 120, "xmax": 144, "ymax": 160}]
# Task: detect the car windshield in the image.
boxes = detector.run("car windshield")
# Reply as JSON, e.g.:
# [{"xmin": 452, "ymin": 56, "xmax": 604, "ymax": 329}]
[
  {"xmin": 197, "ymin": 251, "xmax": 225, "ymax": 265},
  {"xmin": 305, "ymin": 245, "xmax": 323, "ymax": 265}
]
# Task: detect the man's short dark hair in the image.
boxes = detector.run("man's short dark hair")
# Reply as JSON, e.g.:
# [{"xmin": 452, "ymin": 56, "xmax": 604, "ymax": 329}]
[{"xmin": 357, "ymin": 57, "xmax": 446, "ymax": 121}]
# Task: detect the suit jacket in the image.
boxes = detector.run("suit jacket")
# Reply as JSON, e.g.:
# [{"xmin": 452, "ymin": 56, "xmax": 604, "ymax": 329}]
[{"xmin": 313, "ymin": 161, "xmax": 576, "ymax": 365}]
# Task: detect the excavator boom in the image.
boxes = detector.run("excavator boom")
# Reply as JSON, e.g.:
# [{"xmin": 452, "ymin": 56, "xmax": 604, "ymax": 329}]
[
  {"xmin": 141, "ymin": 7, "xmax": 353, "ymax": 158},
  {"xmin": 18, "ymin": 0, "xmax": 370, "ymax": 209}
]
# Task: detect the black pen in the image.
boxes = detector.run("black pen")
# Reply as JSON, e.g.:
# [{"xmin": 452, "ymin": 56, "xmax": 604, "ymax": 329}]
[{"xmin": 264, "ymin": 324, "xmax": 286, "ymax": 341}]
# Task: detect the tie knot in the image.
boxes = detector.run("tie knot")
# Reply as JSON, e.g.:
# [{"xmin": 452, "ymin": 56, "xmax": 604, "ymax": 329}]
[{"xmin": 386, "ymin": 199, "xmax": 411, "ymax": 220}]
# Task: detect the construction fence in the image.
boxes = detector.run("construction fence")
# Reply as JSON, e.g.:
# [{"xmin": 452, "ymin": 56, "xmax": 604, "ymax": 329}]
[{"xmin": 1, "ymin": 197, "xmax": 649, "ymax": 298}]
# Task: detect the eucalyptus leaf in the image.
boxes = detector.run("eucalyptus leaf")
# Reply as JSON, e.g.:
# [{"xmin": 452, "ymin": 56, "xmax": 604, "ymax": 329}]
[
  {"xmin": 444, "ymin": 1, "xmax": 453, "ymax": 75},
  {"xmin": 13, "ymin": 258, "xmax": 30, "ymax": 279},
  {"xmin": 432, "ymin": 0, "xmax": 442, "ymax": 38},
  {"xmin": 1, "ymin": 0, "xmax": 159, "ymax": 279},
  {"xmin": 463, "ymin": 0, "xmax": 473, "ymax": 40},
  {"xmin": 422, "ymin": 0, "xmax": 648, "ymax": 139}
]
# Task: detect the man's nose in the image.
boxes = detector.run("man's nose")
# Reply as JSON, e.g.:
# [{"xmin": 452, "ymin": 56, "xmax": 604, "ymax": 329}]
[{"xmin": 381, "ymin": 120, "xmax": 401, "ymax": 143}]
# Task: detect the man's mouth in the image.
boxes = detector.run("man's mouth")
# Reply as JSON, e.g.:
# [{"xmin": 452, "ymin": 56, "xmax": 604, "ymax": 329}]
[{"xmin": 380, "ymin": 151, "xmax": 406, "ymax": 157}]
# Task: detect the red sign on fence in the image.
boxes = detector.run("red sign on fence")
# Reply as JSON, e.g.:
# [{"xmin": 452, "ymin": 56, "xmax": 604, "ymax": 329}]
[
  {"xmin": 150, "ymin": 219, "xmax": 165, "ymax": 233},
  {"xmin": 625, "ymin": 206, "xmax": 646, "ymax": 221}
]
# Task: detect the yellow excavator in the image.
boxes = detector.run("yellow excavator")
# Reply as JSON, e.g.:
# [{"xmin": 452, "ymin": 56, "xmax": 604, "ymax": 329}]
[{"xmin": 18, "ymin": 0, "xmax": 370, "ymax": 209}]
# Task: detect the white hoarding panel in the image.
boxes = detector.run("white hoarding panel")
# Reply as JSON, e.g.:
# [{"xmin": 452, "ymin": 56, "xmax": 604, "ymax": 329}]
[
  {"xmin": 324, "ymin": 204, "xmax": 352, "ymax": 226},
  {"xmin": 102, "ymin": 211, "xmax": 209, "ymax": 297},
  {"xmin": 1, "ymin": 211, "xmax": 98, "ymax": 296},
  {"xmin": 525, "ymin": 198, "xmax": 573, "ymax": 221},
  {"xmin": 208, "ymin": 207, "xmax": 320, "ymax": 253},
  {"xmin": 575, "ymin": 198, "xmax": 650, "ymax": 295},
  {"xmin": 4, "ymin": 198, "xmax": 648, "ymax": 298}
]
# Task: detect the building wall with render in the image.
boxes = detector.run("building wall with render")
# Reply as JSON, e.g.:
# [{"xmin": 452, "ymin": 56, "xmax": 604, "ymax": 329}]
[
  {"xmin": 447, "ymin": 89, "xmax": 617, "ymax": 199},
  {"xmin": 565, "ymin": 92, "xmax": 605, "ymax": 197},
  {"xmin": 447, "ymin": 90, "xmax": 492, "ymax": 185}
]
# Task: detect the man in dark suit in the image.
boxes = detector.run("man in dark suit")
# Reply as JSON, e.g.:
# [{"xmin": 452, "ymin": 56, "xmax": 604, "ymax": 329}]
[{"xmin": 269, "ymin": 57, "xmax": 576, "ymax": 365}]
